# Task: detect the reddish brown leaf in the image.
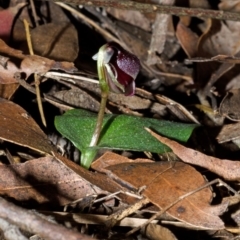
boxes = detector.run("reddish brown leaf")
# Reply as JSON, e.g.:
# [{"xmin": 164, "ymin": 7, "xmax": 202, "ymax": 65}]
[
  {"xmin": 145, "ymin": 223, "xmax": 177, "ymax": 240},
  {"xmin": 56, "ymin": 154, "xmax": 138, "ymax": 205},
  {"xmin": 0, "ymin": 98, "xmax": 54, "ymax": 154},
  {"xmin": 0, "ymin": 83, "xmax": 19, "ymax": 99},
  {"xmin": 94, "ymin": 152, "xmax": 226, "ymax": 230},
  {"xmin": 146, "ymin": 128, "xmax": 240, "ymax": 181},
  {"xmin": 176, "ymin": 22, "xmax": 198, "ymax": 58},
  {"xmin": 91, "ymin": 151, "xmax": 152, "ymax": 174},
  {"xmin": 106, "ymin": 161, "xmax": 226, "ymax": 230},
  {"xmin": 0, "ymin": 39, "xmax": 25, "ymax": 59}
]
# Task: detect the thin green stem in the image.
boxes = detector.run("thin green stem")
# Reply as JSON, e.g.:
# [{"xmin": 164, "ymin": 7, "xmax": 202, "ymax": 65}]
[
  {"xmin": 80, "ymin": 148, "xmax": 98, "ymax": 169},
  {"xmin": 80, "ymin": 91, "xmax": 108, "ymax": 168},
  {"xmin": 89, "ymin": 91, "xmax": 108, "ymax": 147},
  {"xmin": 81, "ymin": 44, "xmax": 110, "ymax": 168}
]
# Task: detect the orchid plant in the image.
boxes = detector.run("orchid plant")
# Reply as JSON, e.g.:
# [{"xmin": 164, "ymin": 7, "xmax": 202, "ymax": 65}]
[
  {"xmin": 55, "ymin": 42, "xmax": 198, "ymax": 169},
  {"xmin": 80, "ymin": 42, "xmax": 140, "ymax": 168}
]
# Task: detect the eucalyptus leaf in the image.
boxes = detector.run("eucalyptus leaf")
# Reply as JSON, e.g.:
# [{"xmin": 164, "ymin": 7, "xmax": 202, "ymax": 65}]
[{"xmin": 55, "ymin": 109, "xmax": 198, "ymax": 155}]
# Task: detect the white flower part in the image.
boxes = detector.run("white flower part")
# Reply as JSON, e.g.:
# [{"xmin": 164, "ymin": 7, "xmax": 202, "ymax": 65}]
[
  {"xmin": 103, "ymin": 47, "xmax": 114, "ymax": 64},
  {"xmin": 106, "ymin": 63, "xmax": 118, "ymax": 79},
  {"xmin": 92, "ymin": 46, "xmax": 114, "ymax": 64},
  {"xmin": 92, "ymin": 53, "xmax": 98, "ymax": 60},
  {"xmin": 105, "ymin": 63, "xmax": 125, "ymax": 93}
]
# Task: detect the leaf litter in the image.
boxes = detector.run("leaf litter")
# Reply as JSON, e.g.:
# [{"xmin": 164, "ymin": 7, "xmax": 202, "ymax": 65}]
[
  {"xmin": 92, "ymin": 152, "xmax": 227, "ymax": 230},
  {"xmin": 1, "ymin": 0, "xmax": 240, "ymax": 239}
]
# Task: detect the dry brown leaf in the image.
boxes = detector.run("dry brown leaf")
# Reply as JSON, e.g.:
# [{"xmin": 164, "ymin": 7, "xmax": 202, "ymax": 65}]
[
  {"xmin": 0, "ymin": 61, "xmax": 20, "ymax": 84},
  {"xmin": 176, "ymin": 22, "xmax": 198, "ymax": 58},
  {"xmin": 30, "ymin": 22, "xmax": 79, "ymax": 62},
  {"xmin": 106, "ymin": 161, "xmax": 226, "ymax": 230},
  {"xmin": 198, "ymin": 20, "xmax": 239, "ymax": 57},
  {"xmin": 145, "ymin": 223, "xmax": 177, "ymax": 240},
  {"xmin": 14, "ymin": 0, "xmax": 78, "ymax": 62},
  {"xmin": 0, "ymin": 153, "xmax": 139, "ymax": 206},
  {"xmin": 0, "ymin": 98, "xmax": 54, "ymax": 154},
  {"xmin": 219, "ymin": 89, "xmax": 240, "ymax": 121},
  {"xmin": 93, "ymin": 152, "xmax": 226, "ymax": 230},
  {"xmin": 154, "ymin": 93, "xmax": 199, "ymax": 123},
  {"xmin": 56, "ymin": 154, "xmax": 138, "ymax": 205},
  {"xmin": 12, "ymin": 0, "xmax": 70, "ymax": 43},
  {"xmin": 91, "ymin": 151, "xmax": 152, "ymax": 173},
  {"xmin": 0, "ymin": 39, "xmax": 76, "ymax": 84},
  {"xmin": 61, "ymin": 81, "xmax": 165, "ymax": 114},
  {"xmin": 0, "ymin": 39, "xmax": 25, "ymax": 59},
  {"xmin": 53, "ymin": 89, "xmax": 101, "ymax": 112},
  {"xmin": 219, "ymin": 0, "xmax": 240, "ymax": 12},
  {"xmin": 146, "ymin": 0, "xmax": 174, "ymax": 65},
  {"xmin": 217, "ymin": 1, "xmax": 240, "ymax": 54},
  {"xmin": 217, "ymin": 122, "xmax": 240, "ymax": 143},
  {"xmin": 0, "ymin": 83, "xmax": 19, "ymax": 99},
  {"xmin": 106, "ymin": 8, "xmax": 152, "ymax": 32},
  {"xmin": 0, "ymin": 155, "xmax": 105, "ymax": 205},
  {"xmin": 192, "ymin": 14, "xmax": 240, "ymax": 93},
  {"xmin": 21, "ymin": 55, "xmax": 76, "ymax": 77},
  {"xmin": 147, "ymin": 128, "xmax": 240, "ymax": 181},
  {"xmin": 195, "ymin": 9, "xmax": 240, "ymax": 91}
]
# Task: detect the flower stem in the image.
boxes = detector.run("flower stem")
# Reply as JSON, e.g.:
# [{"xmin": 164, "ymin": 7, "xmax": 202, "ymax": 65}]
[
  {"xmin": 80, "ymin": 44, "xmax": 110, "ymax": 168},
  {"xmin": 89, "ymin": 44, "xmax": 110, "ymax": 147},
  {"xmin": 80, "ymin": 91, "xmax": 108, "ymax": 168},
  {"xmin": 80, "ymin": 148, "xmax": 98, "ymax": 169},
  {"xmin": 89, "ymin": 91, "xmax": 108, "ymax": 147}
]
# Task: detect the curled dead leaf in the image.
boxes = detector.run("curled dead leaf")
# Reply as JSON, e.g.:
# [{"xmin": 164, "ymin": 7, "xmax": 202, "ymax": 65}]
[{"xmin": 146, "ymin": 128, "xmax": 240, "ymax": 181}]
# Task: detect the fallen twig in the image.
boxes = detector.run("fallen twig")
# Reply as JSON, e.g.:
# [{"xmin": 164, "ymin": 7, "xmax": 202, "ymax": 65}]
[
  {"xmin": 0, "ymin": 197, "xmax": 94, "ymax": 240},
  {"xmin": 50, "ymin": 0, "xmax": 240, "ymax": 22}
]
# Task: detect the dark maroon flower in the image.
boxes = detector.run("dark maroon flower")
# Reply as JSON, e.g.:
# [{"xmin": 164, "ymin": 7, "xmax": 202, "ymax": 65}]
[{"xmin": 93, "ymin": 42, "xmax": 140, "ymax": 96}]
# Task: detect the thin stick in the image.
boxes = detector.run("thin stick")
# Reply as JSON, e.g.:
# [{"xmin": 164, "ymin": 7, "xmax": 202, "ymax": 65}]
[
  {"xmin": 44, "ymin": 71, "xmax": 99, "ymax": 84},
  {"xmin": 55, "ymin": 2, "xmax": 122, "ymax": 46},
  {"xmin": 106, "ymin": 198, "xmax": 150, "ymax": 228},
  {"xmin": 23, "ymin": 19, "xmax": 47, "ymax": 127},
  {"xmin": 50, "ymin": 0, "xmax": 240, "ymax": 22},
  {"xmin": 29, "ymin": 0, "xmax": 39, "ymax": 26},
  {"xmin": 0, "ymin": 197, "xmax": 94, "ymax": 240},
  {"xmin": 40, "ymin": 211, "xmax": 159, "ymax": 227},
  {"xmin": 23, "ymin": 19, "xmax": 34, "ymax": 55}
]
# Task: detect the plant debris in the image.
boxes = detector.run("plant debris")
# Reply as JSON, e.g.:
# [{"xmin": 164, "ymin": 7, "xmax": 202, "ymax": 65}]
[{"xmin": 1, "ymin": 0, "xmax": 240, "ymax": 239}]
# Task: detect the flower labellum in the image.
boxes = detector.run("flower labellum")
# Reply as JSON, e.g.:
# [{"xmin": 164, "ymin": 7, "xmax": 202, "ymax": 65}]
[{"xmin": 93, "ymin": 42, "xmax": 140, "ymax": 96}]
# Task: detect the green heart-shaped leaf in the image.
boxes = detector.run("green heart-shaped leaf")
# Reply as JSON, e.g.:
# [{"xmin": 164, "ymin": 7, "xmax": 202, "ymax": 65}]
[{"xmin": 55, "ymin": 109, "xmax": 198, "ymax": 165}]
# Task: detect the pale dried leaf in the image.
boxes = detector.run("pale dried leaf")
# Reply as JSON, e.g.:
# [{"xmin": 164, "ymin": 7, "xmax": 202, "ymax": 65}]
[{"xmin": 147, "ymin": 128, "xmax": 240, "ymax": 181}]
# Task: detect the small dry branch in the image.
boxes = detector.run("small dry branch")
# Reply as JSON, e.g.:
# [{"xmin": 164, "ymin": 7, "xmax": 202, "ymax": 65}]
[{"xmin": 50, "ymin": 0, "xmax": 240, "ymax": 22}]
